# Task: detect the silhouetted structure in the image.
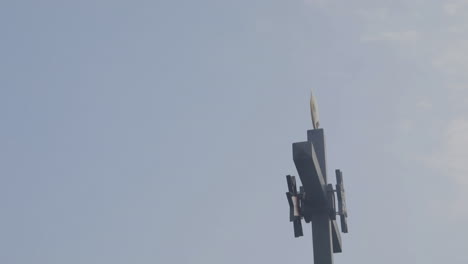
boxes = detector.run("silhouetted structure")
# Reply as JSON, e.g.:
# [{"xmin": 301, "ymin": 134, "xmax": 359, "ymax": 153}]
[{"xmin": 285, "ymin": 93, "xmax": 348, "ymax": 264}]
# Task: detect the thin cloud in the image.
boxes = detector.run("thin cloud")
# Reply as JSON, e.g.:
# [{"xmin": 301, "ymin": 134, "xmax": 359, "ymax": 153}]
[
  {"xmin": 303, "ymin": 0, "xmax": 328, "ymax": 6},
  {"xmin": 424, "ymin": 118, "xmax": 468, "ymax": 218},
  {"xmin": 416, "ymin": 100, "xmax": 433, "ymax": 110},
  {"xmin": 443, "ymin": 0, "xmax": 468, "ymax": 16},
  {"xmin": 432, "ymin": 40, "xmax": 468, "ymax": 75},
  {"xmin": 360, "ymin": 30, "xmax": 421, "ymax": 44}
]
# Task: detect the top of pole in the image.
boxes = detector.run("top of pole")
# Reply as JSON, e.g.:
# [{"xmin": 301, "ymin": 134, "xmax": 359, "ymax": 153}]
[{"xmin": 310, "ymin": 90, "xmax": 320, "ymax": 129}]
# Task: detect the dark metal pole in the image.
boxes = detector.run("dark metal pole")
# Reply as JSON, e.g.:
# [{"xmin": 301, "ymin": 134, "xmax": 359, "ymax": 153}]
[
  {"xmin": 309, "ymin": 129, "xmax": 333, "ymax": 264},
  {"xmin": 311, "ymin": 213, "xmax": 334, "ymax": 264}
]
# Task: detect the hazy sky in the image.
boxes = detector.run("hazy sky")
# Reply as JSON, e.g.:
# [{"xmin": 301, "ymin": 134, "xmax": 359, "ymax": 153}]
[{"xmin": 2, "ymin": 0, "xmax": 468, "ymax": 263}]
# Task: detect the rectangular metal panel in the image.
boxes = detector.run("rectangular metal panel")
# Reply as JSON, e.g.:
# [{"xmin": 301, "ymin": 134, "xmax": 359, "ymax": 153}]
[
  {"xmin": 292, "ymin": 141, "xmax": 327, "ymax": 207},
  {"xmin": 307, "ymin": 129, "xmax": 327, "ymax": 183},
  {"xmin": 331, "ymin": 220, "xmax": 343, "ymax": 253}
]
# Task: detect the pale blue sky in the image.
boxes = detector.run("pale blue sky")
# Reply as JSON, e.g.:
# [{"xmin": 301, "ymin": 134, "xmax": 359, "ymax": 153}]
[{"xmin": 2, "ymin": 0, "xmax": 468, "ymax": 263}]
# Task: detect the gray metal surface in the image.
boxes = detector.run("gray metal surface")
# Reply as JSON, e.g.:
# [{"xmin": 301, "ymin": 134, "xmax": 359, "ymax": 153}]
[
  {"xmin": 311, "ymin": 214, "xmax": 334, "ymax": 264},
  {"xmin": 290, "ymin": 129, "xmax": 344, "ymax": 263},
  {"xmin": 335, "ymin": 170, "xmax": 348, "ymax": 233},
  {"xmin": 307, "ymin": 129, "xmax": 327, "ymax": 180},
  {"xmin": 286, "ymin": 175, "xmax": 304, "ymax": 237},
  {"xmin": 331, "ymin": 218, "xmax": 342, "ymax": 253},
  {"xmin": 292, "ymin": 141, "xmax": 327, "ymax": 207}
]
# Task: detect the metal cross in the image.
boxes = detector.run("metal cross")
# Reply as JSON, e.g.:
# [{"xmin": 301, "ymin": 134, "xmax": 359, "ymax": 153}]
[{"xmin": 285, "ymin": 92, "xmax": 348, "ymax": 264}]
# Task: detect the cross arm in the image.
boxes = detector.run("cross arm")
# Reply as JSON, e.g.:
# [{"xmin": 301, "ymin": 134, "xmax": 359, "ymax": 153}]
[{"xmin": 292, "ymin": 141, "xmax": 327, "ymax": 207}]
